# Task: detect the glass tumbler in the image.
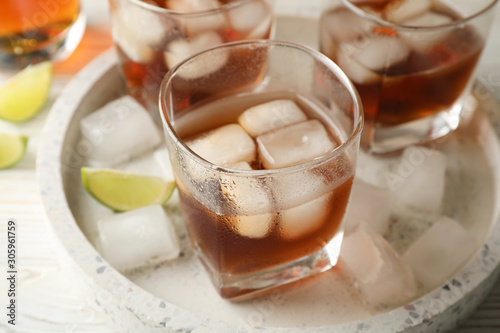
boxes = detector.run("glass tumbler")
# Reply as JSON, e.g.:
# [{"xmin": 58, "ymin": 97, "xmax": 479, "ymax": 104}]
[
  {"xmin": 160, "ymin": 40, "xmax": 363, "ymax": 300},
  {"xmin": 0, "ymin": 0, "xmax": 86, "ymax": 70},
  {"xmin": 108, "ymin": 0, "xmax": 275, "ymax": 121},
  {"xmin": 320, "ymin": 0, "xmax": 498, "ymax": 154}
]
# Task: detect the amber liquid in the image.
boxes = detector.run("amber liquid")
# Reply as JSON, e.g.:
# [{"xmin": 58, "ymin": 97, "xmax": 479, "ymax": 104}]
[
  {"xmin": 320, "ymin": 1, "xmax": 484, "ymax": 127},
  {"xmin": 172, "ymin": 91, "xmax": 355, "ymax": 276},
  {"xmin": 113, "ymin": 0, "xmax": 273, "ymax": 105},
  {"xmin": 0, "ymin": 0, "xmax": 80, "ymax": 55}
]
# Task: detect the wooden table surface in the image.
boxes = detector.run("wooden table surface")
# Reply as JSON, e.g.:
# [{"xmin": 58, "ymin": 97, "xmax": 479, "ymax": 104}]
[{"xmin": 1, "ymin": 1, "xmax": 499, "ymax": 332}]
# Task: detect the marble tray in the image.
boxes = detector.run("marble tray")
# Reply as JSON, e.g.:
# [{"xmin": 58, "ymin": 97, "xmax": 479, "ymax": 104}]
[{"xmin": 37, "ymin": 16, "xmax": 500, "ymax": 333}]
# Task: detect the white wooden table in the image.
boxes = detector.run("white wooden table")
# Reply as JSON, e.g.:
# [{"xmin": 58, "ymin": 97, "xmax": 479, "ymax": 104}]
[{"xmin": 0, "ymin": 1, "xmax": 499, "ymax": 332}]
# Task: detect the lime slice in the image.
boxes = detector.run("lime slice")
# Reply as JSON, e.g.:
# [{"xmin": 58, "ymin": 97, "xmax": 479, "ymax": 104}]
[
  {"xmin": 0, "ymin": 134, "xmax": 28, "ymax": 170},
  {"xmin": 0, "ymin": 61, "xmax": 53, "ymax": 123},
  {"xmin": 81, "ymin": 167, "xmax": 176, "ymax": 212}
]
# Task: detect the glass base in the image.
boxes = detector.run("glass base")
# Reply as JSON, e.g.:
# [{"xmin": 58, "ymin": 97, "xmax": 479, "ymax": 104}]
[
  {"xmin": 200, "ymin": 232, "xmax": 344, "ymax": 301},
  {"xmin": 0, "ymin": 12, "xmax": 86, "ymax": 70},
  {"xmin": 363, "ymin": 103, "xmax": 462, "ymax": 155}
]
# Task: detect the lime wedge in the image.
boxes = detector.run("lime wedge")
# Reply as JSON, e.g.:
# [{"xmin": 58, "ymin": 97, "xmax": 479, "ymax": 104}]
[
  {"xmin": 0, "ymin": 134, "xmax": 28, "ymax": 170},
  {"xmin": 0, "ymin": 61, "xmax": 53, "ymax": 123},
  {"xmin": 81, "ymin": 167, "xmax": 176, "ymax": 212}
]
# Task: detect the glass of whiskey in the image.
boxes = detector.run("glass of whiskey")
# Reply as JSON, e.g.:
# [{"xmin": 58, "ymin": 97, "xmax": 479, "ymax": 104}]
[{"xmin": 160, "ymin": 40, "xmax": 363, "ymax": 300}]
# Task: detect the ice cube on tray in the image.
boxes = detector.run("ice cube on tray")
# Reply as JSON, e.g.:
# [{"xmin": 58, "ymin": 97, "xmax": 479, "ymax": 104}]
[
  {"xmin": 344, "ymin": 179, "xmax": 392, "ymax": 235},
  {"xmin": 403, "ymin": 216, "xmax": 478, "ymax": 288},
  {"xmin": 186, "ymin": 123, "xmax": 256, "ymax": 166},
  {"xmin": 389, "ymin": 147, "xmax": 446, "ymax": 213},
  {"xmin": 238, "ymin": 99, "xmax": 307, "ymax": 137},
  {"xmin": 95, "ymin": 205, "xmax": 180, "ymax": 271},
  {"xmin": 257, "ymin": 120, "xmax": 336, "ymax": 169},
  {"xmin": 341, "ymin": 223, "xmax": 417, "ymax": 306},
  {"xmin": 80, "ymin": 96, "xmax": 162, "ymax": 167}
]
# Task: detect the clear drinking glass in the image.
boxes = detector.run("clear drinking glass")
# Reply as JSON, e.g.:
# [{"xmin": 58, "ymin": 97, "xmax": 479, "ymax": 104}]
[
  {"xmin": 160, "ymin": 40, "xmax": 363, "ymax": 300},
  {"xmin": 108, "ymin": 0, "xmax": 275, "ymax": 120},
  {"xmin": 320, "ymin": 0, "xmax": 498, "ymax": 154},
  {"xmin": 0, "ymin": 0, "xmax": 86, "ymax": 70}
]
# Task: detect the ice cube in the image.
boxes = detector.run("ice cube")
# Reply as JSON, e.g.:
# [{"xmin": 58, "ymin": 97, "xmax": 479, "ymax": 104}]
[
  {"xmin": 350, "ymin": 35, "xmax": 410, "ymax": 72},
  {"xmin": 401, "ymin": 12, "xmax": 453, "ymax": 53},
  {"xmin": 111, "ymin": 15, "xmax": 155, "ymax": 64},
  {"xmin": 238, "ymin": 99, "xmax": 308, "ymax": 137},
  {"xmin": 228, "ymin": 0, "xmax": 270, "ymax": 35},
  {"xmin": 402, "ymin": 216, "xmax": 478, "ymax": 288},
  {"xmin": 344, "ymin": 179, "xmax": 392, "ymax": 235},
  {"xmin": 279, "ymin": 194, "xmax": 331, "ymax": 240},
  {"xmin": 341, "ymin": 223, "xmax": 417, "ymax": 306},
  {"xmin": 337, "ymin": 45, "xmax": 381, "ymax": 84},
  {"xmin": 271, "ymin": 171, "xmax": 328, "ymax": 210},
  {"xmin": 186, "ymin": 124, "xmax": 256, "ymax": 166},
  {"xmin": 388, "ymin": 147, "xmax": 446, "ymax": 213},
  {"xmin": 384, "ymin": 0, "xmax": 432, "ymax": 23},
  {"xmin": 166, "ymin": 0, "xmax": 227, "ymax": 35},
  {"xmin": 95, "ymin": 205, "xmax": 180, "ymax": 271},
  {"xmin": 119, "ymin": 1, "xmax": 179, "ymax": 48},
  {"xmin": 257, "ymin": 120, "xmax": 336, "ymax": 169},
  {"xmin": 220, "ymin": 177, "xmax": 274, "ymax": 238},
  {"xmin": 234, "ymin": 214, "xmax": 273, "ymax": 239},
  {"xmin": 164, "ymin": 31, "xmax": 228, "ymax": 79},
  {"xmin": 153, "ymin": 147, "xmax": 175, "ymax": 180},
  {"xmin": 80, "ymin": 96, "xmax": 162, "ymax": 167},
  {"xmin": 321, "ymin": 7, "xmax": 369, "ymax": 42}
]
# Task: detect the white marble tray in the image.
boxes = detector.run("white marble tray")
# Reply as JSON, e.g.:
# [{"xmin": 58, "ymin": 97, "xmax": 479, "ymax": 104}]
[{"xmin": 37, "ymin": 16, "xmax": 500, "ymax": 333}]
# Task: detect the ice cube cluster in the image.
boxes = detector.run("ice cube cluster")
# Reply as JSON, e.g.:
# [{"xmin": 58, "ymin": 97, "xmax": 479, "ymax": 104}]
[
  {"xmin": 184, "ymin": 99, "xmax": 341, "ymax": 240},
  {"xmin": 341, "ymin": 145, "xmax": 480, "ymax": 306},
  {"xmin": 321, "ymin": 0, "xmax": 458, "ymax": 84},
  {"xmin": 112, "ymin": 0, "xmax": 274, "ymax": 81}
]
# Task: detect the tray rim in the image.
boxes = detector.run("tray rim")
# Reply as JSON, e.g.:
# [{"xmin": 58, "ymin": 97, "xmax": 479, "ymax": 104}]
[{"xmin": 37, "ymin": 48, "xmax": 500, "ymax": 333}]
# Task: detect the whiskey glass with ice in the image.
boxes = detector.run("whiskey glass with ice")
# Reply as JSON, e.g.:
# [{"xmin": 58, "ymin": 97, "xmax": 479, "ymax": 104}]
[
  {"xmin": 160, "ymin": 40, "xmax": 363, "ymax": 299},
  {"xmin": 108, "ymin": 0, "xmax": 275, "ymax": 120},
  {"xmin": 320, "ymin": 0, "xmax": 498, "ymax": 154}
]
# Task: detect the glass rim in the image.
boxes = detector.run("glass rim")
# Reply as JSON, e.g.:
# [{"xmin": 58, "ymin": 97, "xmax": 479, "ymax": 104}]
[
  {"xmin": 127, "ymin": 0, "xmax": 255, "ymax": 17},
  {"xmin": 159, "ymin": 39, "xmax": 364, "ymax": 177},
  {"xmin": 341, "ymin": 0, "xmax": 499, "ymax": 31}
]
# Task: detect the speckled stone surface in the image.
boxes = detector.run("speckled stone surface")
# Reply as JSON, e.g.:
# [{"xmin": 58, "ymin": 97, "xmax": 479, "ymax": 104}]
[{"xmin": 37, "ymin": 21, "xmax": 500, "ymax": 333}]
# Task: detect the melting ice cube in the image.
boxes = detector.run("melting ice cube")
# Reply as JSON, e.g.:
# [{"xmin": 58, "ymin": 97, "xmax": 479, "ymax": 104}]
[
  {"xmin": 322, "ymin": 7, "xmax": 370, "ymax": 42},
  {"xmin": 257, "ymin": 120, "xmax": 336, "ymax": 169},
  {"xmin": 402, "ymin": 216, "xmax": 478, "ymax": 288},
  {"xmin": 228, "ymin": 0, "xmax": 272, "ymax": 37},
  {"xmin": 119, "ymin": 1, "xmax": 179, "ymax": 48},
  {"xmin": 350, "ymin": 35, "xmax": 410, "ymax": 72},
  {"xmin": 384, "ymin": 0, "xmax": 432, "ymax": 23},
  {"xmin": 111, "ymin": 16, "xmax": 155, "ymax": 64},
  {"xmin": 341, "ymin": 223, "xmax": 418, "ymax": 306},
  {"xmin": 164, "ymin": 31, "xmax": 228, "ymax": 79},
  {"xmin": 401, "ymin": 12, "xmax": 453, "ymax": 53},
  {"xmin": 271, "ymin": 171, "xmax": 328, "ymax": 211},
  {"xmin": 388, "ymin": 147, "xmax": 446, "ymax": 213},
  {"xmin": 238, "ymin": 99, "xmax": 307, "ymax": 137},
  {"xmin": 80, "ymin": 96, "xmax": 162, "ymax": 167},
  {"xmin": 95, "ymin": 205, "xmax": 180, "ymax": 271},
  {"xmin": 166, "ymin": 0, "xmax": 227, "ymax": 35},
  {"xmin": 186, "ymin": 124, "xmax": 256, "ymax": 166},
  {"xmin": 279, "ymin": 194, "xmax": 331, "ymax": 240},
  {"xmin": 344, "ymin": 179, "xmax": 392, "ymax": 235},
  {"xmin": 337, "ymin": 45, "xmax": 381, "ymax": 84},
  {"xmin": 220, "ymin": 177, "xmax": 274, "ymax": 238}
]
